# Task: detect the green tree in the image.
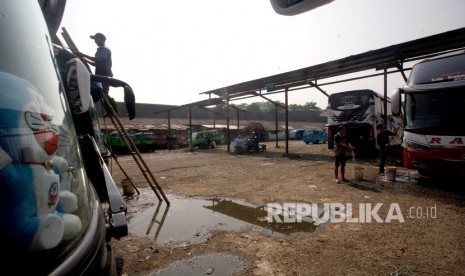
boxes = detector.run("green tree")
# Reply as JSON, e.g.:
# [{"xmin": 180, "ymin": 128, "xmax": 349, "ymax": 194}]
[
  {"xmin": 302, "ymin": 101, "xmax": 321, "ymax": 111},
  {"xmin": 219, "ymin": 100, "xmax": 322, "ymax": 112},
  {"xmin": 247, "ymin": 102, "xmax": 262, "ymax": 112}
]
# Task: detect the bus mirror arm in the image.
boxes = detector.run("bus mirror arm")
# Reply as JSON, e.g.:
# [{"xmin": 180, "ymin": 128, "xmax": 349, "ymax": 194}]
[
  {"xmin": 90, "ymin": 75, "xmax": 136, "ymax": 120},
  {"xmin": 79, "ymin": 134, "xmax": 128, "ymax": 240},
  {"xmin": 270, "ymin": 0, "xmax": 335, "ymax": 15},
  {"xmin": 102, "ymin": 160, "xmax": 128, "ymax": 240}
]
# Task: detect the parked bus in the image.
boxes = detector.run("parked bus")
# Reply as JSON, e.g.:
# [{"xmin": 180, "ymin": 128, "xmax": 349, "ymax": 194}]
[
  {"xmin": 326, "ymin": 89, "xmax": 402, "ymax": 157},
  {"xmin": 289, "ymin": 129, "xmax": 305, "ymax": 140},
  {"xmin": 191, "ymin": 130, "xmax": 221, "ymax": 149},
  {"xmin": 391, "ymin": 51, "xmax": 465, "ymax": 177},
  {"xmin": 138, "ymin": 131, "xmax": 157, "ymax": 152},
  {"xmin": 303, "ymin": 128, "xmax": 328, "ymax": 144},
  {"xmin": 106, "ymin": 130, "xmax": 157, "ymax": 153}
]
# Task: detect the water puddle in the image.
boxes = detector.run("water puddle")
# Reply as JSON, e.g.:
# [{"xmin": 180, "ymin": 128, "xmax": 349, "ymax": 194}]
[
  {"xmin": 125, "ymin": 190, "xmax": 319, "ymax": 245},
  {"xmin": 376, "ymin": 170, "xmax": 419, "ymax": 186},
  {"xmin": 143, "ymin": 253, "xmax": 246, "ymax": 276},
  {"xmin": 395, "ymin": 170, "xmax": 419, "ymax": 183}
]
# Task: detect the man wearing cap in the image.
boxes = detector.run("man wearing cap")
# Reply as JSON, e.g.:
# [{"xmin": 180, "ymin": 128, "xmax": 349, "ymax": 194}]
[
  {"xmin": 77, "ymin": 32, "xmax": 119, "ymax": 114},
  {"xmin": 78, "ymin": 32, "xmax": 113, "ymax": 93}
]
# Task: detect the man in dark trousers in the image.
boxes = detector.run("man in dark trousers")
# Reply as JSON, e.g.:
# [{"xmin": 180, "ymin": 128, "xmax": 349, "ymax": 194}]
[
  {"xmin": 77, "ymin": 32, "xmax": 118, "ymax": 114},
  {"xmin": 78, "ymin": 33, "xmax": 112, "ymax": 88},
  {"xmin": 334, "ymin": 125, "xmax": 355, "ymax": 183},
  {"xmin": 376, "ymin": 123, "xmax": 396, "ymax": 174}
]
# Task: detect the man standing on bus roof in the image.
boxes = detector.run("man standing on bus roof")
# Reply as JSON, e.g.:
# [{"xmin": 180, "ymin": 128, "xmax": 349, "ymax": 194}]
[
  {"xmin": 77, "ymin": 32, "xmax": 119, "ymax": 114},
  {"xmin": 78, "ymin": 33, "xmax": 113, "ymax": 86},
  {"xmin": 334, "ymin": 125, "xmax": 355, "ymax": 183}
]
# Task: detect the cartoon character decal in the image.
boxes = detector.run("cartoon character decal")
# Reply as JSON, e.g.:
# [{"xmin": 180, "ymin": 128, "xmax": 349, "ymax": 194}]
[{"xmin": 0, "ymin": 72, "xmax": 82, "ymax": 251}]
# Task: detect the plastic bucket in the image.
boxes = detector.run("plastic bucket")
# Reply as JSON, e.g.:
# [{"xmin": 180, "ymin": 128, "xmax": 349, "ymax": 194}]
[
  {"xmin": 385, "ymin": 167, "xmax": 397, "ymax": 181},
  {"xmin": 121, "ymin": 178, "xmax": 135, "ymax": 196},
  {"xmin": 353, "ymin": 166, "xmax": 364, "ymax": 180}
]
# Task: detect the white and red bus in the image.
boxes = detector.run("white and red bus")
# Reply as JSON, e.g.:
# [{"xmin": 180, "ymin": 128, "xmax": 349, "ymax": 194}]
[
  {"xmin": 326, "ymin": 89, "xmax": 402, "ymax": 157},
  {"xmin": 391, "ymin": 51, "xmax": 465, "ymax": 177}
]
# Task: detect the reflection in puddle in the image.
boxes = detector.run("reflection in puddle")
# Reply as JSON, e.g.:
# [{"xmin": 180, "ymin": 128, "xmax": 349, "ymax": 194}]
[
  {"xmin": 146, "ymin": 253, "xmax": 246, "ymax": 276},
  {"xmin": 204, "ymin": 198, "xmax": 317, "ymax": 235},
  {"xmin": 126, "ymin": 191, "xmax": 319, "ymax": 245}
]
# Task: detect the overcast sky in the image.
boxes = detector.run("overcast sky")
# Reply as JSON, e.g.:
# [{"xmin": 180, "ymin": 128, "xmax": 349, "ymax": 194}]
[{"xmin": 59, "ymin": 0, "xmax": 465, "ymax": 109}]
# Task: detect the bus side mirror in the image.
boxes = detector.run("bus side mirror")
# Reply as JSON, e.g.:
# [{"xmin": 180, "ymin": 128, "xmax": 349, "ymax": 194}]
[
  {"xmin": 270, "ymin": 0, "xmax": 335, "ymax": 16},
  {"xmin": 65, "ymin": 58, "xmax": 91, "ymax": 114},
  {"xmin": 391, "ymin": 88, "xmax": 402, "ymax": 116}
]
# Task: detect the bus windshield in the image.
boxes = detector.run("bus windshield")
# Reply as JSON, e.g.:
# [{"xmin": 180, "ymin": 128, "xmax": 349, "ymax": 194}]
[
  {"xmin": 327, "ymin": 90, "xmax": 375, "ymax": 125},
  {"xmin": 405, "ymin": 88, "xmax": 465, "ymax": 135},
  {"xmin": 408, "ymin": 53, "xmax": 465, "ymax": 85},
  {"xmin": 142, "ymin": 131, "xmax": 155, "ymax": 140}
]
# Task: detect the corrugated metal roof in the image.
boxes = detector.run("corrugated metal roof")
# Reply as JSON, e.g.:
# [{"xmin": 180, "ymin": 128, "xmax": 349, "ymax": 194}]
[{"xmin": 200, "ymin": 28, "xmax": 465, "ymax": 99}]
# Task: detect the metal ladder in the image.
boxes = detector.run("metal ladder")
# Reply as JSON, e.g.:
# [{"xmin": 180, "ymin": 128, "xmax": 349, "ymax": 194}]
[{"xmin": 61, "ymin": 27, "xmax": 170, "ymax": 205}]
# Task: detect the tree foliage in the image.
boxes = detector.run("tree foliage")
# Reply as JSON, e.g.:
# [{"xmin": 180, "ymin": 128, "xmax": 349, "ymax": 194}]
[{"xmin": 230, "ymin": 101, "xmax": 321, "ymax": 112}]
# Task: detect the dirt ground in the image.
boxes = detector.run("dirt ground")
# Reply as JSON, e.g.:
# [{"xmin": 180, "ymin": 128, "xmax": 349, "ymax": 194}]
[{"xmin": 109, "ymin": 140, "xmax": 465, "ymax": 276}]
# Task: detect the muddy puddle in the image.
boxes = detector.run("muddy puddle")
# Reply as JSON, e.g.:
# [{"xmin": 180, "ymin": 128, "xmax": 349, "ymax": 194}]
[{"xmin": 125, "ymin": 189, "xmax": 319, "ymax": 245}]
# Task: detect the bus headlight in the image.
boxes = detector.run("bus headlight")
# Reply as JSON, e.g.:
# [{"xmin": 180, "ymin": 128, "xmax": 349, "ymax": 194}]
[{"xmin": 405, "ymin": 140, "xmax": 431, "ymax": 151}]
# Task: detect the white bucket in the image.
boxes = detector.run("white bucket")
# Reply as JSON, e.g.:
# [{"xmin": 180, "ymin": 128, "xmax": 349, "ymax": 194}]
[
  {"xmin": 121, "ymin": 178, "xmax": 135, "ymax": 196},
  {"xmin": 353, "ymin": 166, "xmax": 364, "ymax": 180},
  {"xmin": 384, "ymin": 167, "xmax": 397, "ymax": 182}
]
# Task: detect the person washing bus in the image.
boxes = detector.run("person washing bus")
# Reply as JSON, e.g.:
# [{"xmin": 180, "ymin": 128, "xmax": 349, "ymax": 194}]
[
  {"xmin": 334, "ymin": 125, "xmax": 355, "ymax": 183},
  {"xmin": 376, "ymin": 123, "xmax": 398, "ymax": 174}
]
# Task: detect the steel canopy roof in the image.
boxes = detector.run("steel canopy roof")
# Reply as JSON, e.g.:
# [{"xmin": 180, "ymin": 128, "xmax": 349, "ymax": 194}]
[{"xmin": 200, "ymin": 27, "xmax": 465, "ymax": 100}]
